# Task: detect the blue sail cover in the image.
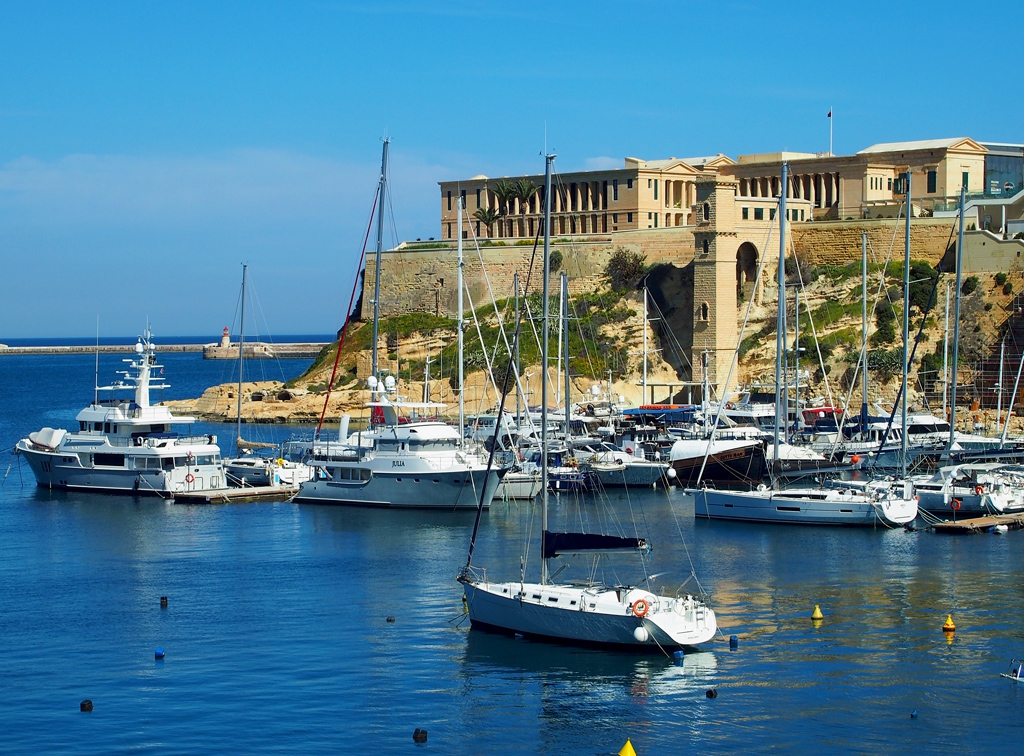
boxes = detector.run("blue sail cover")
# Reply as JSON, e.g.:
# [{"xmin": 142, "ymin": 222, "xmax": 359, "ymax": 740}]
[{"xmin": 543, "ymin": 531, "xmax": 648, "ymax": 557}]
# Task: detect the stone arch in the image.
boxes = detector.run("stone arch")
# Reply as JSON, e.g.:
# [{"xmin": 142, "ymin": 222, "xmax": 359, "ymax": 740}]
[{"xmin": 736, "ymin": 242, "xmax": 759, "ymax": 302}]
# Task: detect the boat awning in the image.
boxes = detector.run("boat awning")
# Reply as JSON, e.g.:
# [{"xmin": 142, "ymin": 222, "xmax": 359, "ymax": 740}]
[{"xmin": 543, "ymin": 531, "xmax": 648, "ymax": 557}]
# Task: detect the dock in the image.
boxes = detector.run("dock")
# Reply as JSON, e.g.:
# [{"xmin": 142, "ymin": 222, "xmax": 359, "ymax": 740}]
[
  {"xmin": 930, "ymin": 513, "xmax": 1024, "ymax": 534},
  {"xmin": 174, "ymin": 485, "xmax": 299, "ymax": 504}
]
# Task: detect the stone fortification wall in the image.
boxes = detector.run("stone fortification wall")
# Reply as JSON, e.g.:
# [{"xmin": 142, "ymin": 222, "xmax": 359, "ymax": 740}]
[
  {"xmin": 363, "ymin": 229, "xmax": 697, "ymax": 320},
  {"xmin": 790, "ymin": 217, "xmax": 957, "ymax": 267}
]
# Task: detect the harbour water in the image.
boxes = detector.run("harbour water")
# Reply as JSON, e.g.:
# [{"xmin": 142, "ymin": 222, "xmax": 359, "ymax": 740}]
[{"xmin": 3, "ymin": 352, "xmax": 1024, "ymax": 753}]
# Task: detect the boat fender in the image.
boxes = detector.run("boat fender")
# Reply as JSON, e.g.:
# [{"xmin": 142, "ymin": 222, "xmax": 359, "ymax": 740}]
[
  {"xmin": 633, "ymin": 626, "xmax": 649, "ymax": 642},
  {"xmin": 975, "ymin": 485, "xmax": 985, "ymax": 496},
  {"xmin": 632, "ymin": 599, "xmax": 649, "ymax": 618},
  {"xmin": 185, "ymin": 473, "xmax": 195, "ymax": 484},
  {"xmin": 950, "ymin": 498, "xmax": 961, "ymax": 511},
  {"xmin": 625, "ymin": 447, "xmax": 633, "ymax": 454},
  {"xmin": 725, "ymin": 402, "xmax": 733, "ymax": 410}
]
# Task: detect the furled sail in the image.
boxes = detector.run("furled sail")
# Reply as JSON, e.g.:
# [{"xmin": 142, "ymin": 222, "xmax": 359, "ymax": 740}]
[{"xmin": 542, "ymin": 531, "xmax": 648, "ymax": 558}]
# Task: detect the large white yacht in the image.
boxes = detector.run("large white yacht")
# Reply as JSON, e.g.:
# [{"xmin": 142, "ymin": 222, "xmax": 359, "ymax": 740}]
[
  {"xmin": 17, "ymin": 331, "xmax": 226, "ymax": 495},
  {"xmin": 294, "ymin": 378, "xmax": 505, "ymax": 509}
]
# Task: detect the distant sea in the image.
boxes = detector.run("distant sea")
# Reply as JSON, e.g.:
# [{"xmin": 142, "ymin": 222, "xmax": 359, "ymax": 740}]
[{"xmin": 1, "ymin": 334, "xmax": 336, "ymax": 347}]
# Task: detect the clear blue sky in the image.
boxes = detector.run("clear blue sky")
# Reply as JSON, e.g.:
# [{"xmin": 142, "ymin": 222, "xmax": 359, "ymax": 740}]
[{"xmin": 1, "ymin": 0, "xmax": 1020, "ymax": 338}]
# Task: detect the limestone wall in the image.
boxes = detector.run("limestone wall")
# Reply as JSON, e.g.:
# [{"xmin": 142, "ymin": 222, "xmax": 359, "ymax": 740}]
[{"xmin": 790, "ymin": 218, "xmax": 957, "ymax": 266}]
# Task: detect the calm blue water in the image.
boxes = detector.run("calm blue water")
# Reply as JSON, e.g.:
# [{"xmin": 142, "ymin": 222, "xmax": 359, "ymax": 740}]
[{"xmin": 3, "ymin": 353, "xmax": 1024, "ymax": 753}]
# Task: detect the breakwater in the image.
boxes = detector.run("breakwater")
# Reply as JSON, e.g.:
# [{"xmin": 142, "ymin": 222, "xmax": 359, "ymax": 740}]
[{"xmin": 0, "ymin": 342, "xmax": 327, "ymax": 359}]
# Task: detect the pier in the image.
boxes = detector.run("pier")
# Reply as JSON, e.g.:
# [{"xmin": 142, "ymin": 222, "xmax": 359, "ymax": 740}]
[
  {"xmin": 930, "ymin": 513, "xmax": 1024, "ymax": 534},
  {"xmin": 174, "ymin": 485, "xmax": 299, "ymax": 504},
  {"xmin": 0, "ymin": 342, "xmax": 327, "ymax": 359}
]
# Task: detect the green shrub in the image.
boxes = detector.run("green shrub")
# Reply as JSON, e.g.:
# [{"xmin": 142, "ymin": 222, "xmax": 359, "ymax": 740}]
[
  {"xmin": 550, "ymin": 249, "xmax": 563, "ymax": 273},
  {"xmin": 1004, "ymin": 282, "xmax": 1013, "ymax": 295},
  {"xmin": 605, "ymin": 248, "xmax": 648, "ymax": 291},
  {"xmin": 995, "ymin": 272, "xmax": 1008, "ymax": 286},
  {"xmin": 961, "ymin": 275, "xmax": 980, "ymax": 295}
]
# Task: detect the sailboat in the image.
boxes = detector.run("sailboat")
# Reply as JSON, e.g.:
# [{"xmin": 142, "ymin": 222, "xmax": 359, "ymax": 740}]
[
  {"xmin": 222, "ymin": 264, "xmax": 314, "ymax": 488},
  {"xmin": 294, "ymin": 141, "xmax": 505, "ymax": 509},
  {"xmin": 689, "ymin": 163, "xmax": 918, "ymax": 527},
  {"xmin": 458, "ymin": 154, "xmax": 718, "ymax": 649}
]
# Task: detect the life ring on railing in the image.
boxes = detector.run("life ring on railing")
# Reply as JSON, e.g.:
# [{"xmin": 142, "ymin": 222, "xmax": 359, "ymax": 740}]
[
  {"xmin": 951, "ymin": 498, "xmax": 962, "ymax": 511},
  {"xmin": 185, "ymin": 473, "xmax": 195, "ymax": 484},
  {"xmin": 632, "ymin": 599, "xmax": 649, "ymax": 618},
  {"xmin": 974, "ymin": 485, "xmax": 985, "ymax": 496}
]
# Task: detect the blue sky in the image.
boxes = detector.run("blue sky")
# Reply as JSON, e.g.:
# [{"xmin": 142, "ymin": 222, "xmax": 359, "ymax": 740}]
[{"xmin": 1, "ymin": 0, "xmax": 1021, "ymax": 338}]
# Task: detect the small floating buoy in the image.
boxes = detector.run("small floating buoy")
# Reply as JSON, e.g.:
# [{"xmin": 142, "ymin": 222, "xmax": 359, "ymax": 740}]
[
  {"xmin": 155, "ymin": 648, "xmax": 165, "ymax": 659},
  {"xmin": 943, "ymin": 614, "xmax": 956, "ymax": 633},
  {"xmin": 850, "ymin": 454, "xmax": 860, "ymax": 464},
  {"xmin": 618, "ymin": 738, "xmax": 637, "ymax": 756},
  {"xmin": 160, "ymin": 596, "xmax": 168, "ymax": 608},
  {"xmin": 729, "ymin": 635, "xmax": 739, "ymax": 649},
  {"xmin": 812, "ymin": 605, "xmax": 823, "ymax": 621},
  {"xmin": 386, "ymin": 616, "xmax": 395, "ymax": 623},
  {"xmin": 705, "ymin": 688, "xmax": 718, "ymax": 699},
  {"xmin": 994, "ymin": 524, "xmax": 1009, "ymax": 533},
  {"xmin": 80, "ymin": 699, "xmax": 93, "ymax": 712},
  {"xmin": 412, "ymin": 728, "xmax": 428, "ymax": 743},
  {"xmin": 910, "ymin": 710, "xmax": 918, "ymax": 719}
]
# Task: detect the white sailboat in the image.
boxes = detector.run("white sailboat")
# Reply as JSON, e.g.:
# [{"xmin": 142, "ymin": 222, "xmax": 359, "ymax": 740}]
[
  {"xmin": 458, "ymin": 153, "xmax": 718, "ymax": 649},
  {"xmin": 689, "ymin": 163, "xmax": 918, "ymax": 527}
]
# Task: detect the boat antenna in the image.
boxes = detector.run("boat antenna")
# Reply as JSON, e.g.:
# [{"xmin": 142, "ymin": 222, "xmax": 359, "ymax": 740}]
[{"xmin": 370, "ymin": 138, "xmax": 390, "ymax": 382}]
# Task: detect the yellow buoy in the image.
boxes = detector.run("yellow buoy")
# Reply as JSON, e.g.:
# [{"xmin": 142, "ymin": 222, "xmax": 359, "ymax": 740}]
[
  {"xmin": 943, "ymin": 614, "xmax": 956, "ymax": 632},
  {"xmin": 618, "ymin": 738, "xmax": 637, "ymax": 756},
  {"xmin": 811, "ymin": 604, "xmax": 824, "ymax": 620}
]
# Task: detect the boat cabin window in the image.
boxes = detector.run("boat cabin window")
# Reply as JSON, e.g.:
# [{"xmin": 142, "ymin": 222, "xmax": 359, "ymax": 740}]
[
  {"xmin": 104, "ymin": 423, "xmax": 111, "ymax": 434},
  {"xmin": 333, "ymin": 468, "xmax": 371, "ymax": 482},
  {"xmin": 94, "ymin": 453, "xmax": 125, "ymax": 467},
  {"xmin": 94, "ymin": 423, "xmax": 103, "ymax": 431},
  {"xmin": 196, "ymin": 455, "xmax": 216, "ymax": 465},
  {"xmin": 136, "ymin": 457, "xmax": 162, "ymax": 470}
]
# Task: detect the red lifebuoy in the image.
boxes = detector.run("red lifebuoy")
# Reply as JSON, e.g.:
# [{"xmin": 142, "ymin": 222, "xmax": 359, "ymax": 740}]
[
  {"xmin": 632, "ymin": 599, "xmax": 649, "ymax": 618},
  {"xmin": 974, "ymin": 485, "xmax": 985, "ymax": 496},
  {"xmin": 185, "ymin": 473, "xmax": 195, "ymax": 484},
  {"xmin": 951, "ymin": 498, "xmax": 961, "ymax": 511}
]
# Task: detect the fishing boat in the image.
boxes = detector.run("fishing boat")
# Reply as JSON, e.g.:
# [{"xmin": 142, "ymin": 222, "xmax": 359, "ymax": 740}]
[
  {"xmin": 458, "ymin": 153, "xmax": 718, "ymax": 649},
  {"xmin": 16, "ymin": 329, "xmax": 227, "ymax": 495}
]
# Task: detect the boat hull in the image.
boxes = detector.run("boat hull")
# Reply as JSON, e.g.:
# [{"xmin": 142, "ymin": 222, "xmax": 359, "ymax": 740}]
[
  {"xmin": 295, "ymin": 466, "xmax": 502, "ymax": 509},
  {"xmin": 670, "ymin": 442, "xmax": 768, "ymax": 489},
  {"xmin": 691, "ymin": 487, "xmax": 918, "ymax": 526},
  {"xmin": 461, "ymin": 579, "xmax": 716, "ymax": 649}
]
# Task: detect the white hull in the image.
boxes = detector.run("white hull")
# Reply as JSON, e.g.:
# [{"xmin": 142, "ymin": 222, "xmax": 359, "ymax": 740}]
[
  {"xmin": 692, "ymin": 487, "xmax": 918, "ymax": 526},
  {"xmin": 494, "ymin": 471, "xmax": 543, "ymax": 500},
  {"xmin": 461, "ymin": 578, "xmax": 716, "ymax": 649},
  {"xmin": 296, "ymin": 466, "xmax": 501, "ymax": 509}
]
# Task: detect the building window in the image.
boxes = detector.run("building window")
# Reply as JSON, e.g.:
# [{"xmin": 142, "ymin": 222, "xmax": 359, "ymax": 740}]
[
  {"xmin": 754, "ymin": 207, "xmax": 764, "ymax": 220},
  {"xmin": 602, "ymin": 180, "xmax": 608, "ymax": 207},
  {"xmin": 703, "ymin": 202, "xmax": 710, "ymax": 221},
  {"xmin": 648, "ymin": 212, "xmax": 652, "ymax": 219},
  {"xmin": 446, "ymin": 222, "xmax": 452, "ymax": 238},
  {"xmin": 461, "ymin": 189, "xmax": 466, "ymax": 208},
  {"xmin": 447, "ymin": 191, "xmax": 452, "ymax": 211},
  {"xmin": 476, "ymin": 188, "xmax": 481, "ymax": 206},
  {"xmin": 475, "ymin": 221, "xmax": 480, "ymax": 236},
  {"xmin": 654, "ymin": 214, "xmax": 658, "ymax": 228},
  {"xmin": 613, "ymin": 213, "xmax": 618, "ymax": 223},
  {"xmin": 627, "ymin": 179, "xmax": 633, "ymax": 189},
  {"xmin": 927, "ymin": 170, "xmax": 937, "ymax": 194},
  {"xmin": 702, "ymin": 239, "xmax": 709, "ymax": 255},
  {"xmin": 627, "ymin": 212, "xmax": 633, "ymax": 222},
  {"xmin": 613, "ymin": 180, "xmax": 619, "ymax": 200},
  {"xmin": 791, "ymin": 208, "xmax": 799, "ymax": 221},
  {"xmin": 800, "ymin": 209, "xmax": 805, "ymax": 221},
  {"xmin": 648, "ymin": 179, "xmax": 652, "ymax": 189},
  {"xmin": 654, "ymin": 179, "xmax": 658, "ymax": 200},
  {"xmin": 742, "ymin": 207, "xmax": 749, "ymax": 220},
  {"xmin": 887, "ymin": 178, "xmax": 892, "ymax": 190},
  {"xmin": 770, "ymin": 208, "xmax": 776, "ymax": 220},
  {"xmin": 699, "ymin": 302, "xmax": 710, "ymax": 321},
  {"xmin": 962, "ymin": 171, "xmax": 969, "ymax": 190}
]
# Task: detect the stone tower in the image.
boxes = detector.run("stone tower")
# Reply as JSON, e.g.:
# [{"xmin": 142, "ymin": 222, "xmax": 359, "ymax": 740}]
[{"xmin": 691, "ymin": 174, "xmax": 740, "ymax": 398}]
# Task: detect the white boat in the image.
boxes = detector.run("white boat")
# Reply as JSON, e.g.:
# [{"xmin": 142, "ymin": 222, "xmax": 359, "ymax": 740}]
[
  {"xmin": 17, "ymin": 330, "xmax": 227, "ymax": 495},
  {"xmin": 458, "ymin": 153, "xmax": 717, "ymax": 650},
  {"xmin": 910, "ymin": 463, "xmax": 1024, "ymax": 517},
  {"xmin": 572, "ymin": 440, "xmax": 672, "ymax": 487}
]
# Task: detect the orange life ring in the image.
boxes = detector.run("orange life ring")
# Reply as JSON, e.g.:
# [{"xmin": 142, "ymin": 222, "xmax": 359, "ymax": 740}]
[
  {"xmin": 974, "ymin": 485, "xmax": 985, "ymax": 496},
  {"xmin": 950, "ymin": 498, "xmax": 961, "ymax": 512},
  {"xmin": 632, "ymin": 599, "xmax": 649, "ymax": 618},
  {"xmin": 185, "ymin": 473, "xmax": 195, "ymax": 483}
]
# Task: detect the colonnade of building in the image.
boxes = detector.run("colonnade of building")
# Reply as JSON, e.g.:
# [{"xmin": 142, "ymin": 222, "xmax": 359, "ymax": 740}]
[{"xmin": 737, "ymin": 172, "xmax": 841, "ymax": 209}]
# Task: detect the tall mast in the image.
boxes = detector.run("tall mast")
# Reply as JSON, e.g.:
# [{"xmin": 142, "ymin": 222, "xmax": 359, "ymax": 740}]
[
  {"xmin": 514, "ymin": 272, "xmax": 521, "ymax": 424},
  {"xmin": 370, "ymin": 138, "xmax": 390, "ymax": 380},
  {"xmin": 861, "ymin": 232, "xmax": 869, "ymax": 430},
  {"xmin": 794, "ymin": 286, "xmax": 800, "ymax": 430},
  {"xmin": 901, "ymin": 172, "xmax": 912, "ymax": 478},
  {"xmin": 541, "ymin": 152, "xmax": 554, "ymax": 585},
  {"xmin": 457, "ymin": 196, "xmax": 465, "ymax": 445},
  {"xmin": 562, "ymin": 271, "xmax": 571, "ymax": 440},
  {"xmin": 942, "ymin": 280, "xmax": 950, "ymax": 418},
  {"xmin": 949, "ymin": 185, "xmax": 966, "ymax": 448},
  {"xmin": 997, "ymin": 337, "xmax": 1006, "ymax": 433},
  {"xmin": 774, "ymin": 163, "xmax": 788, "ymax": 463},
  {"xmin": 237, "ymin": 263, "xmax": 247, "ymax": 447},
  {"xmin": 642, "ymin": 287, "xmax": 649, "ymax": 404}
]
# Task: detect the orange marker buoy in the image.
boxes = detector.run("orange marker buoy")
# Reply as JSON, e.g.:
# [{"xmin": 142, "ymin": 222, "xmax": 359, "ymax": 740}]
[{"xmin": 942, "ymin": 614, "xmax": 956, "ymax": 632}]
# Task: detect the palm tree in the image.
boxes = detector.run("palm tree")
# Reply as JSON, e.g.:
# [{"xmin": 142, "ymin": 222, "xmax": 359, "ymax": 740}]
[
  {"xmin": 514, "ymin": 179, "xmax": 538, "ymax": 215},
  {"xmin": 491, "ymin": 180, "xmax": 517, "ymax": 216},
  {"xmin": 473, "ymin": 207, "xmax": 500, "ymax": 238}
]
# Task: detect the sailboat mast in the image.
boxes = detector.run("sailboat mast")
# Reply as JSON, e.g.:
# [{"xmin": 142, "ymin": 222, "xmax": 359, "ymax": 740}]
[
  {"xmin": 371, "ymin": 138, "xmax": 390, "ymax": 381},
  {"xmin": 861, "ymin": 232, "xmax": 869, "ymax": 429},
  {"xmin": 642, "ymin": 287, "xmax": 649, "ymax": 404},
  {"xmin": 562, "ymin": 272, "xmax": 570, "ymax": 440},
  {"xmin": 997, "ymin": 337, "xmax": 1006, "ymax": 430},
  {"xmin": 514, "ymin": 272, "xmax": 521, "ymax": 424},
  {"xmin": 458, "ymin": 197, "xmax": 465, "ymax": 444},
  {"xmin": 237, "ymin": 263, "xmax": 247, "ymax": 447},
  {"xmin": 942, "ymin": 281, "xmax": 950, "ymax": 418},
  {"xmin": 541, "ymin": 153, "xmax": 554, "ymax": 585},
  {"xmin": 774, "ymin": 163, "xmax": 788, "ymax": 462},
  {"xmin": 949, "ymin": 185, "xmax": 965, "ymax": 448},
  {"xmin": 901, "ymin": 172, "xmax": 912, "ymax": 478}
]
